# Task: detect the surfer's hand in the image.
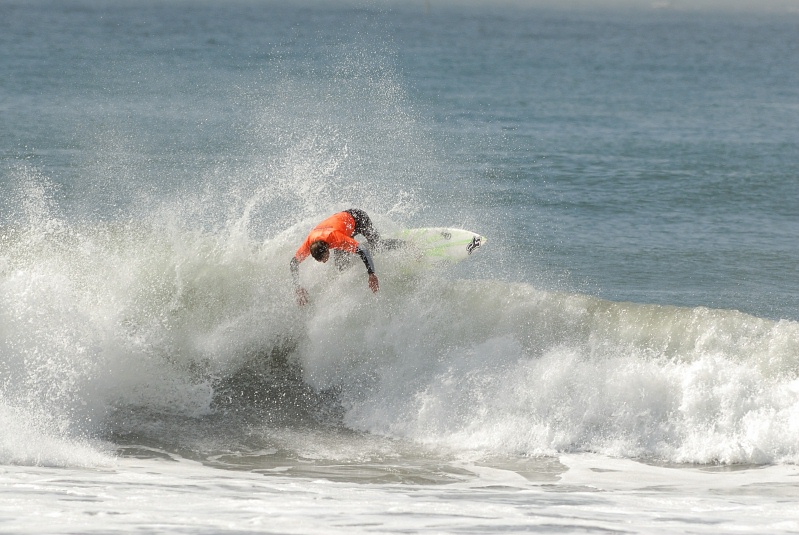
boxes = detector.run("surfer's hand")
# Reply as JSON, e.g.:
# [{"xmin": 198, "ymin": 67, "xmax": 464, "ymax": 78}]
[
  {"xmin": 295, "ymin": 287, "xmax": 309, "ymax": 306},
  {"xmin": 368, "ymin": 273, "xmax": 379, "ymax": 293}
]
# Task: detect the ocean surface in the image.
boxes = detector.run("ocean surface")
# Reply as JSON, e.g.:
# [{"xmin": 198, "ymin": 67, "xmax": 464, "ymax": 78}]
[{"xmin": 2, "ymin": 0, "xmax": 799, "ymax": 533}]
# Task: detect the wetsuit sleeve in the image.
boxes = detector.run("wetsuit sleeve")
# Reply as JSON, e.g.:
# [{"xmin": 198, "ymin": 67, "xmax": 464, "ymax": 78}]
[
  {"xmin": 289, "ymin": 257, "xmax": 301, "ymax": 287},
  {"xmin": 355, "ymin": 244, "xmax": 375, "ymax": 275},
  {"xmin": 290, "ymin": 236, "xmax": 313, "ymax": 288}
]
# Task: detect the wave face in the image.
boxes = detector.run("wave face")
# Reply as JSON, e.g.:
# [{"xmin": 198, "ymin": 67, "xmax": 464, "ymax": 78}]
[
  {"xmin": 2, "ymin": 173, "xmax": 798, "ymax": 468},
  {"xmin": 333, "ymin": 282, "xmax": 799, "ymax": 465}
]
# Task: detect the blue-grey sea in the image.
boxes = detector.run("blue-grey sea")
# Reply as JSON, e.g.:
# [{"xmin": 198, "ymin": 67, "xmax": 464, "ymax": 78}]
[{"xmin": 2, "ymin": 1, "xmax": 799, "ymax": 533}]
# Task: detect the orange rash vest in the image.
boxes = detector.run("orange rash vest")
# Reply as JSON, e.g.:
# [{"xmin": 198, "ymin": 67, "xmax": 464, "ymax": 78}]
[{"xmin": 294, "ymin": 211, "xmax": 359, "ymax": 263}]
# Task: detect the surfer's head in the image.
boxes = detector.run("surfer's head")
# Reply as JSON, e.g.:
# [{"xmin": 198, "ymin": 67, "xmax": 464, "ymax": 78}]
[{"xmin": 310, "ymin": 240, "xmax": 330, "ymax": 262}]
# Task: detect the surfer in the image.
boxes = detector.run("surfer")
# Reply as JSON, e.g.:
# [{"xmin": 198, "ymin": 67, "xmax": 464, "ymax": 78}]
[{"xmin": 290, "ymin": 209, "xmax": 397, "ymax": 305}]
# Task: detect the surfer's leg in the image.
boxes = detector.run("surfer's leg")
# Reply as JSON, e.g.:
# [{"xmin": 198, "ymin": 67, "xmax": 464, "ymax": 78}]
[
  {"xmin": 345, "ymin": 208, "xmax": 406, "ymax": 252},
  {"xmin": 345, "ymin": 208, "xmax": 381, "ymax": 247}
]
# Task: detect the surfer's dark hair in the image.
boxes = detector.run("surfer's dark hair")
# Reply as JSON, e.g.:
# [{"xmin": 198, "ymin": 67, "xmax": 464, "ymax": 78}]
[{"xmin": 310, "ymin": 240, "xmax": 329, "ymax": 261}]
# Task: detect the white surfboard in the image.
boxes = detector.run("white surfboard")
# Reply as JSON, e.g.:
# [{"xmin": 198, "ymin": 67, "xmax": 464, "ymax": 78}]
[{"xmin": 384, "ymin": 227, "xmax": 486, "ymax": 265}]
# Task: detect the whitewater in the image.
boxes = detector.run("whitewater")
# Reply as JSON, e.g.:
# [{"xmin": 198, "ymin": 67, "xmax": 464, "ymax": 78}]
[
  {"xmin": 4, "ymin": 161, "xmax": 799, "ymax": 533},
  {"xmin": 3, "ymin": 0, "xmax": 799, "ymax": 533}
]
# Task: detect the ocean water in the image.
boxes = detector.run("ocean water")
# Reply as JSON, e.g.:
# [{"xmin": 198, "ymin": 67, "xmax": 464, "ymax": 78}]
[{"xmin": 2, "ymin": 0, "xmax": 799, "ymax": 533}]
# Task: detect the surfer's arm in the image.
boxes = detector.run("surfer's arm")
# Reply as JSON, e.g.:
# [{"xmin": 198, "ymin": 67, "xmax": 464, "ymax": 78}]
[
  {"xmin": 289, "ymin": 256, "xmax": 302, "ymax": 287},
  {"xmin": 355, "ymin": 245, "xmax": 379, "ymax": 293},
  {"xmin": 355, "ymin": 245, "xmax": 375, "ymax": 275},
  {"xmin": 289, "ymin": 256, "xmax": 309, "ymax": 305},
  {"xmin": 290, "ymin": 239, "xmax": 312, "ymax": 287}
]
